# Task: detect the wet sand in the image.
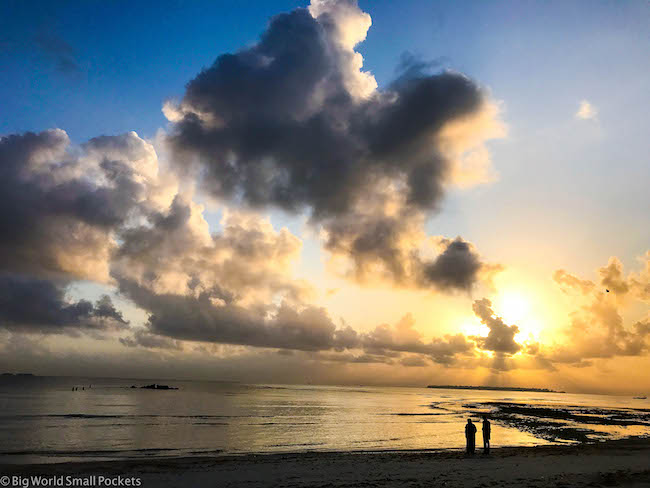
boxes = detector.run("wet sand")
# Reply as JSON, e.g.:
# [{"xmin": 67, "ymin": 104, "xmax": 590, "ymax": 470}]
[{"xmin": 3, "ymin": 438, "xmax": 650, "ymax": 488}]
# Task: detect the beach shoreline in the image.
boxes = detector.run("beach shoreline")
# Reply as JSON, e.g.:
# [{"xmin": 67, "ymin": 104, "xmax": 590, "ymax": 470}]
[{"xmin": 2, "ymin": 437, "xmax": 650, "ymax": 487}]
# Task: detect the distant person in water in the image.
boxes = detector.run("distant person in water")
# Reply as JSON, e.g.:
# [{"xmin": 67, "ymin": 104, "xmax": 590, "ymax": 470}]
[
  {"xmin": 482, "ymin": 415, "xmax": 491, "ymax": 454},
  {"xmin": 465, "ymin": 419, "xmax": 477, "ymax": 454}
]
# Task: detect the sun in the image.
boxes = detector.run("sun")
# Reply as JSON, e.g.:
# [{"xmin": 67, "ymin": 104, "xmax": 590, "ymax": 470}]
[
  {"xmin": 498, "ymin": 291, "xmax": 530, "ymax": 324},
  {"xmin": 461, "ymin": 290, "xmax": 545, "ymax": 344},
  {"xmin": 496, "ymin": 290, "xmax": 542, "ymax": 342}
]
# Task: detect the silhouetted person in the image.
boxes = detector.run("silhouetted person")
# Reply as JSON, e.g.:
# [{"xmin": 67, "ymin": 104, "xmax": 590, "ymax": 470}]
[
  {"xmin": 482, "ymin": 415, "xmax": 491, "ymax": 454},
  {"xmin": 465, "ymin": 419, "xmax": 477, "ymax": 454}
]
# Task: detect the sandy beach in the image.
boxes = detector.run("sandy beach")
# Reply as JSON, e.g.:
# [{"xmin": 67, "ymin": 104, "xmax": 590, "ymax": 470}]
[{"xmin": 3, "ymin": 438, "xmax": 650, "ymax": 488}]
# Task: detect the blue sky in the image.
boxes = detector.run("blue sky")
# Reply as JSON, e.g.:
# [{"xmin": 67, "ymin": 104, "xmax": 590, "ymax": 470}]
[
  {"xmin": 3, "ymin": 1, "xmax": 647, "ymax": 140},
  {"xmin": 1, "ymin": 0, "xmax": 300, "ymax": 141}
]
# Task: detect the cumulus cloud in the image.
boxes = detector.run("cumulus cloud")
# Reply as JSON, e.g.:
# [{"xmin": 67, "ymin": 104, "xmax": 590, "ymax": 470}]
[
  {"xmin": 422, "ymin": 238, "xmax": 483, "ymax": 291},
  {"xmin": 0, "ymin": 129, "xmax": 182, "ymax": 334},
  {"xmin": 321, "ymin": 186, "xmax": 486, "ymax": 290},
  {"xmin": 112, "ymin": 196, "xmax": 308, "ymax": 305},
  {"xmin": 0, "ymin": 130, "xmax": 110, "ymax": 282},
  {"xmin": 547, "ymin": 299, "xmax": 650, "ymax": 364},
  {"xmin": 359, "ymin": 313, "xmax": 472, "ymax": 364},
  {"xmin": 553, "ymin": 269, "xmax": 595, "ymax": 295},
  {"xmin": 165, "ymin": 0, "xmax": 504, "ymax": 292},
  {"xmin": 598, "ymin": 257, "xmax": 629, "ymax": 295},
  {"xmin": 438, "ymin": 99, "xmax": 506, "ymax": 187},
  {"xmin": 555, "ymin": 255, "xmax": 650, "ymax": 302},
  {"xmin": 308, "ymin": 0, "xmax": 376, "ymax": 99},
  {"xmin": 630, "ymin": 251, "xmax": 650, "ymax": 302},
  {"xmin": 399, "ymin": 355, "xmax": 429, "ymax": 367},
  {"xmin": 576, "ymin": 100, "xmax": 597, "ymax": 120},
  {"xmin": 119, "ymin": 282, "xmax": 342, "ymax": 351},
  {"xmin": 0, "ymin": 273, "xmax": 127, "ymax": 333},
  {"xmin": 0, "ymin": 130, "xmax": 174, "ymax": 283},
  {"xmin": 542, "ymin": 254, "xmax": 650, "ymax": 365}
]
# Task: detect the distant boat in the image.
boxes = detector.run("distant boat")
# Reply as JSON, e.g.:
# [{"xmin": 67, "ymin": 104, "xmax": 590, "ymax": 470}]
[{"xmin": 633, "ymin": 396, "xmax": 647, "ymax": 399}]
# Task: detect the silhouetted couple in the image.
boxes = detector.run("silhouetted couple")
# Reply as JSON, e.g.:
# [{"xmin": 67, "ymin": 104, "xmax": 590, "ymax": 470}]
[{"xmin": 465, "ymin": 416, "xmax": 490, "ymax": 454}]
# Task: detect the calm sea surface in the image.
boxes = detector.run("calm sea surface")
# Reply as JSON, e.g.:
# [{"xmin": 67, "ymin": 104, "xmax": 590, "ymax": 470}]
[{"xmin": 1, "ymin": 376, "xmax": 649, "ymax": 463}]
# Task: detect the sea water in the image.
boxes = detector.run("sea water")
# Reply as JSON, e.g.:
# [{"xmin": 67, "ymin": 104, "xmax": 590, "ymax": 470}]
[{"xmin": 1, "ymin": 376, "xmax": 648, "ymax": 463}]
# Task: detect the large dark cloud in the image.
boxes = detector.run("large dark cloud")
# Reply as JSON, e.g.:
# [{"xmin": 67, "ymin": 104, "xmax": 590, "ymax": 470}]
[
  {"xmin": 166, "ymin": 1, "xmax": 499, "ymax": 292},
  {"xmin": 321, "ymin": 198, "xmax": 485, "ymax": 291},
  {"xmin": 118, "ymin": 278, "xmax": 340, "ymax": 351},
  {"xmin": 422, "ymin": 238, "xmax": 483, "ymax": 291},
  {"xmin": 0, "ymin": 129, "xmax": 168, "ymax": 334},
  {"xmin": 0, "ymin": 130, "xmax": 160, "ymax": 282},
  {"xmin": 0, "ymin": 273, "xmax": 127, "ymax": 333},
  {"xmin": 169, "ymin": 8, "xmax": 481, "ymax": 215}
]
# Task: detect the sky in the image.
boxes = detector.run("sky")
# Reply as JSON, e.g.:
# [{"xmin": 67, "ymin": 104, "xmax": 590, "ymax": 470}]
[{"xmin": 0, "ymin": 0, "xmax": 648, "ymax": 394}]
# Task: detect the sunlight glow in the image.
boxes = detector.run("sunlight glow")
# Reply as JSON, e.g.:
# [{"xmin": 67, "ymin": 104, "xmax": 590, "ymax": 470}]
[
  {"xmin": 461, "ymin": 321, "xmax": 490, "ymax": 338},
  {"xmin": 498, "ymin": 291, "xmax": 530, "ymax": 324},
  {"xmin": 496, "ymin": 290, "xmax": 543, "ymax": 342}
]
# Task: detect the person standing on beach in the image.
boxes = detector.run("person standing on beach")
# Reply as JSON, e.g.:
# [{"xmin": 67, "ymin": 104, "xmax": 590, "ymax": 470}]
[
  {"xmin": 482, "ymin": 415, "xmax": 491, "ymax": 454},
  {"xmin": 465, "ymin": 419, "xmax": 477, "ymax": 454}
]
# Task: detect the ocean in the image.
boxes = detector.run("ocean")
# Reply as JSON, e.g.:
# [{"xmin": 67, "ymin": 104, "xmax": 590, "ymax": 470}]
[{"xmin": 1, "ymin": 376, "xmax": 648, "ymax": 464}]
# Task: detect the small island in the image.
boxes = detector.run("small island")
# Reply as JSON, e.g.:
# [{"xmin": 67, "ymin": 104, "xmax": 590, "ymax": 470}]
[
  {"xmin": 130, "ymin": 383, "xmax": 179, "ymax": 390},
  {"xmin": 427, "ymin": 385, "xmax": 563, "ymax": 393}
]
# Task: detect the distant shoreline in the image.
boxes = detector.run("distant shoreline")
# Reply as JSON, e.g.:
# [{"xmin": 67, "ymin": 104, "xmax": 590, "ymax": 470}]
[{"xmin": 427, "ymin": 385, "xmax": 564, "ymax": 393}]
